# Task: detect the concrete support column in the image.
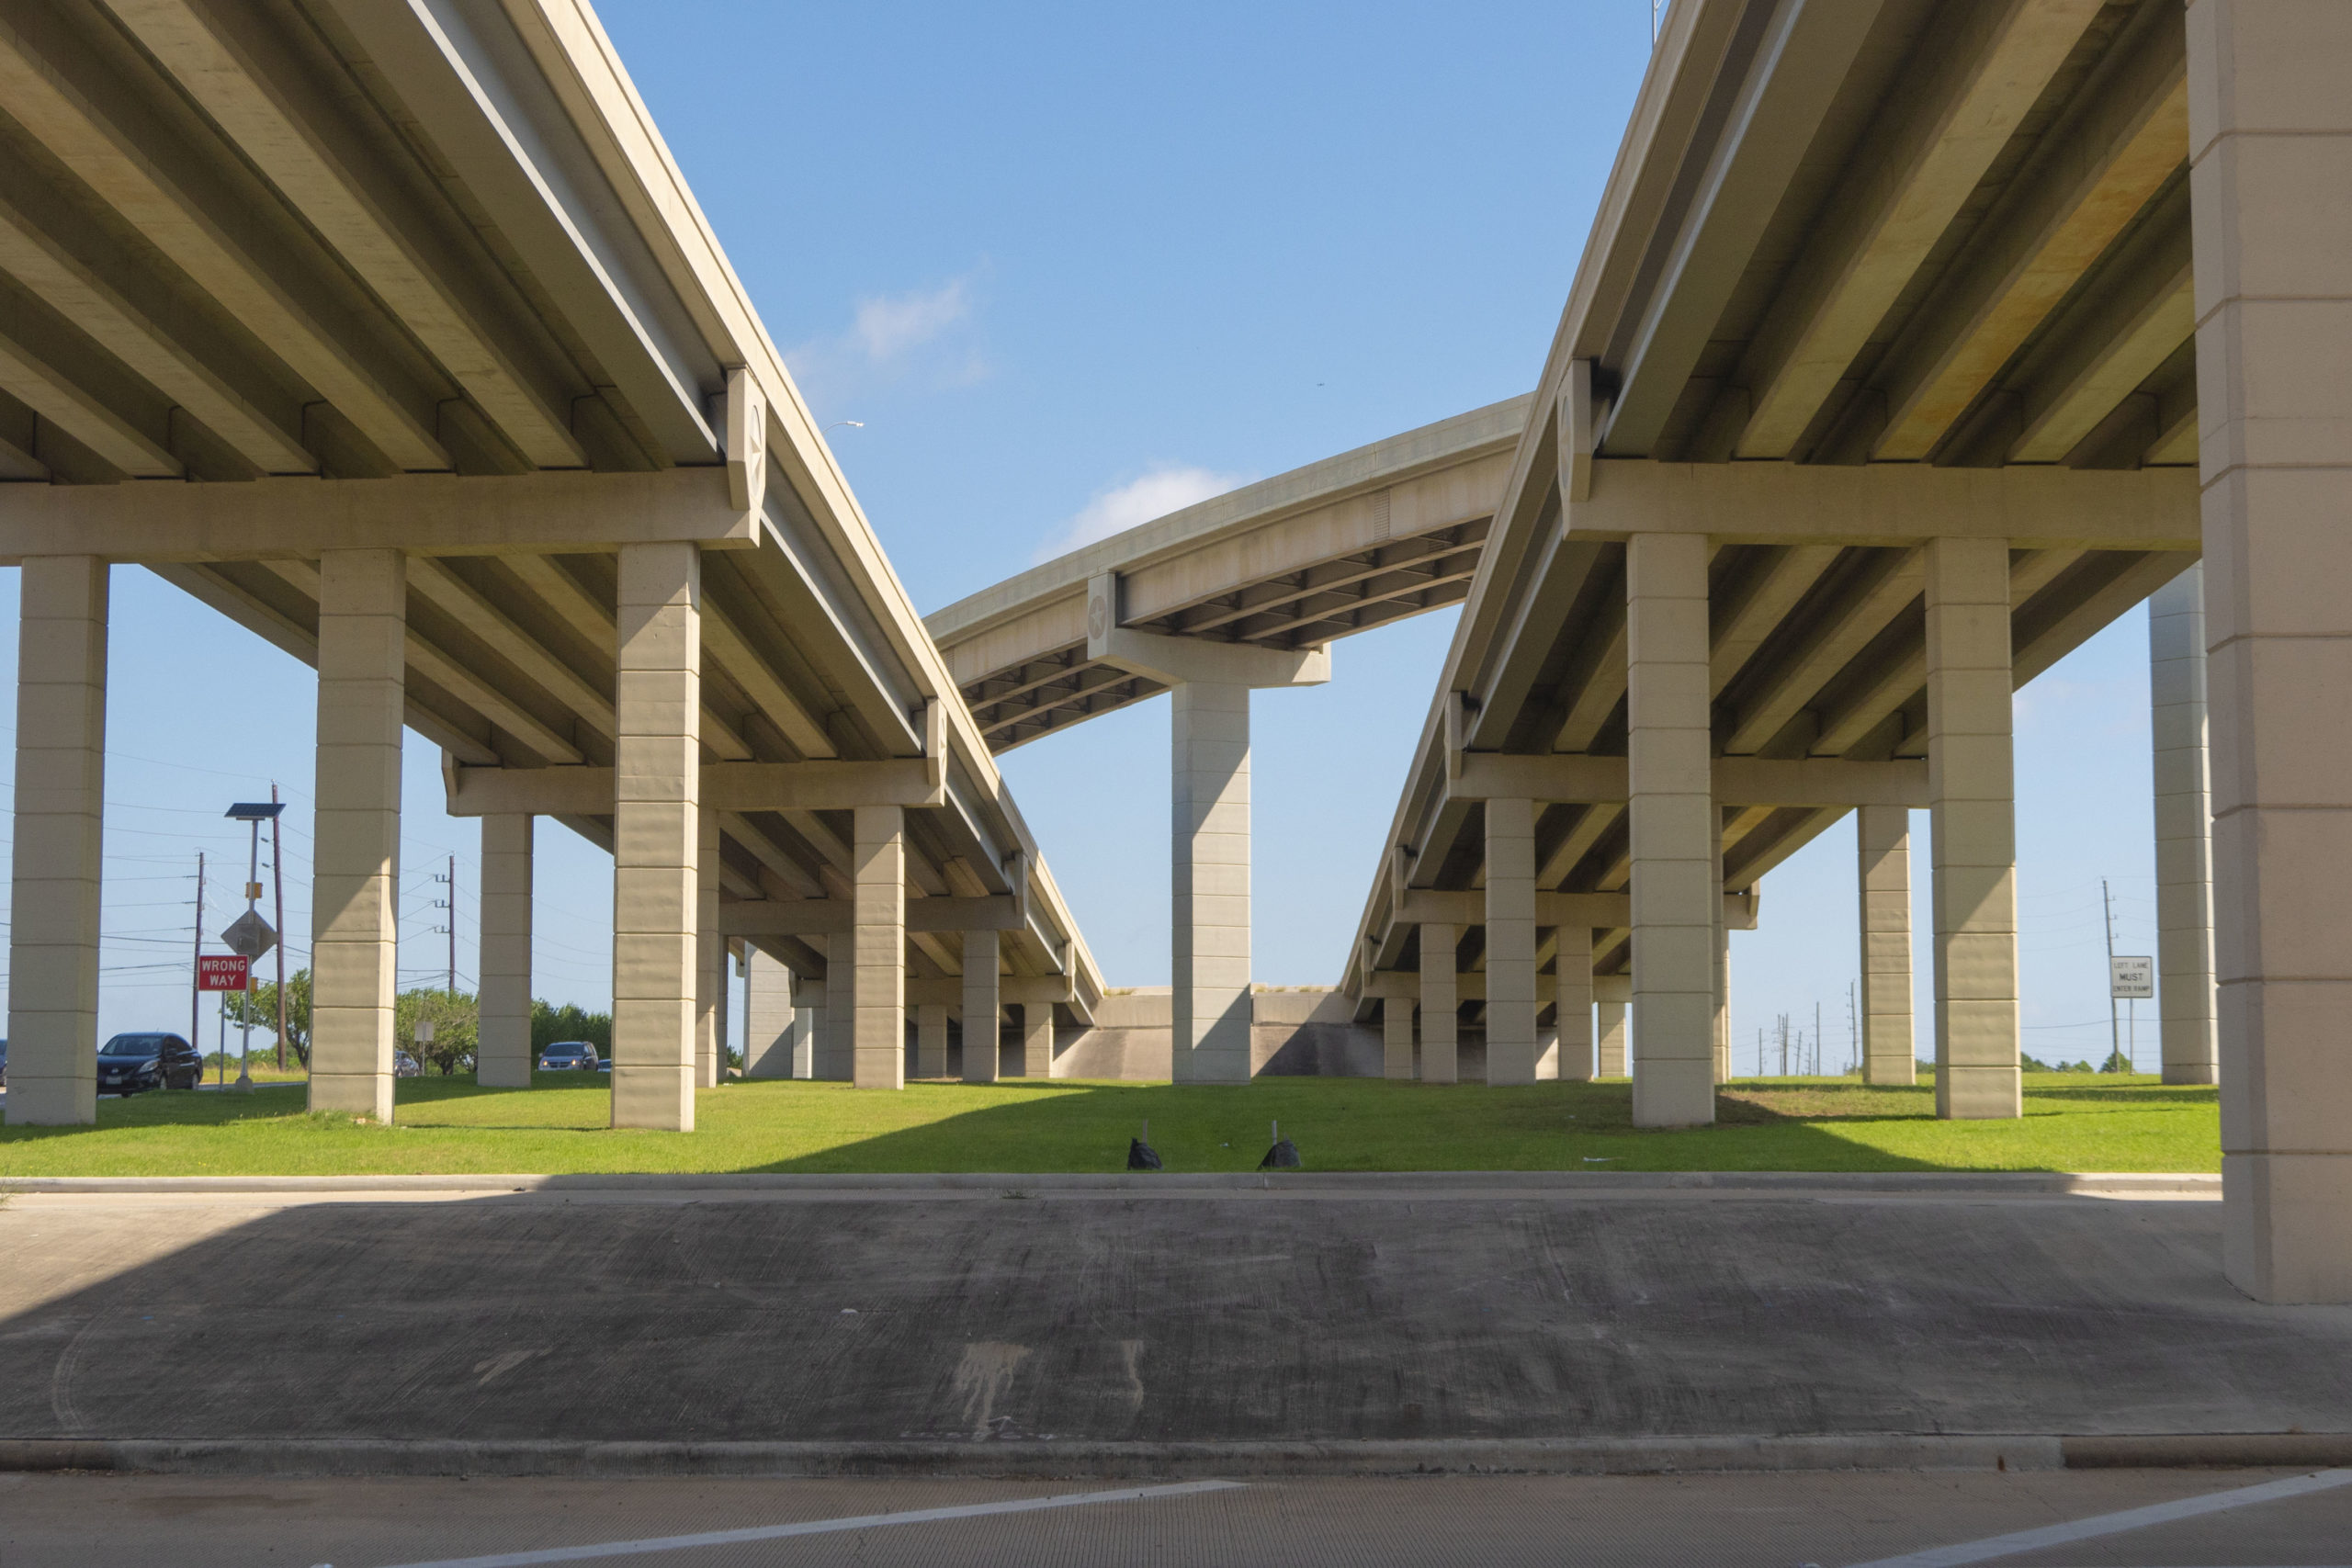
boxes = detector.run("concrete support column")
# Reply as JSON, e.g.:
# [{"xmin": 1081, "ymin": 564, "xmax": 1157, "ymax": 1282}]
[
  {"xmin": 1172, "ymin": 680, "xmax": 1252, "ymax": 1083},
  {"xmin": 1382, "ymin": 998, "xmax": 1415, "ymax": 1080},
  {"xmin": 6, "ymin": 557, "xmax": 107, "ymax": 1125},
  {"xmin": 1926, "ymin": 536, "xmax": 2019, "ymax": 1120},
  {"xmin": 694, "ymin": 807, "xmax": 721, "ymax": 1089},
  {"xmin": 1484, "ymin": 797, "xmax": 1539, "ymax": 1085},
  {"xmin": 1596, "ymin": 975, "xmax": 1631, "ymax": 1077},
  {"xmin": 310, "ymin": 548, "xmax": 404, "ymax": 1123},
  {"xmin": 852, "ymin": 806, "xmax": 905, "ymax": 1090},
  {"xmin": 788, "ymin": 973, "xmax": 819, "ymax": 1078},
  {"xmin": 1419, "ymin": 923, "xmax": 1457, "ymax": 1084},
  {"xmin": 2151, "ymin": 566, "xmax": 2219, "ymax": 1086},
  {"xmin": 1712, "ymin": 823, "xmax": 1731, "ymax": 1085},
  {"xmin": 476, "ymin": 814, "xmax": 533, "ymax": 1089},
  {"xmin": 743, "ymin": 947, "xmax": 796, "ymax": 1078},
  {"xmin": 1857, "ymin": 805, "xmax": 1917, "ymax": 1086},
  {"xmin": 1626, "ymin": 531, "xmax": 1716, "ymax": 1126},
  {"xmin": 917, "ymin": 1003, "xmax": 949, "ymax": 1078},
  {"xmin": 820, "ymin": 938, "xmax": 852, "ymax": 1080},
  {"xmin": 610, "ymin": 540, "xmax": 699, "ymax": 1132},
  {"xmin": 1021, "ymin": 1001, "xmax": 1054, "ymax": 1078},
  {"xmin": 962, "ymin": 929, "xmax": 1000, "ymax": 1084},
  {"xmin": 2192, "ymin": 0, "xmax": 2352, "ymax": 1300},
  {"xmin": 1556, "ymin": 925, "xmax": 1595, "ymax": 1081}
]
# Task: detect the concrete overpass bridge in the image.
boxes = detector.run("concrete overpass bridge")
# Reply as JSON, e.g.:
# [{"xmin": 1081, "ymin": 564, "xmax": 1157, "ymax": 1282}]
[
  {"xmin": 1323, "ymin": 0, "xmax": 2349, "ymax": 1303},
  {"xmin": 927, "ymin": 396, "xmax": 1527, "ymax": 1077},
  {"xmin": 0, "ymin": 0, "xmax": 1098, "ymax": 1130}
]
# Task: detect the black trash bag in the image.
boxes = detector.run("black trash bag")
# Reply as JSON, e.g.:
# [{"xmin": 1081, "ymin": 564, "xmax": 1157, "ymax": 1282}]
[
  {"xmin": 1259, "ymin": 1138, "xmax": 1301, "ymax": 1169},
  {"xmin": 1126, "ymin": 1137, "xmax": 1163, "ymax": 1170}
]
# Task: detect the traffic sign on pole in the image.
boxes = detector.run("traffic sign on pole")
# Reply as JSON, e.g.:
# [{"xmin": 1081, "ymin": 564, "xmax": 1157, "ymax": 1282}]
[
  {"xmin": 220, "ymin": 909, "xmax": 277, "ymax": 959},
  {"xmin": 197, "ymin": 954, "xmax": 251, "ymax": 991}
]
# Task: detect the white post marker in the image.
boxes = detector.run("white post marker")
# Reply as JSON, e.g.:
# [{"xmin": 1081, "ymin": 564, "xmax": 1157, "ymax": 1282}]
[
  {"xmin": 369, "ymin": 1479, "xmax": 1245, "ymax": 1568},
  {"xmin": 1840, "ymin": 1467, "xmax": 2352, "ymax": 1568}
]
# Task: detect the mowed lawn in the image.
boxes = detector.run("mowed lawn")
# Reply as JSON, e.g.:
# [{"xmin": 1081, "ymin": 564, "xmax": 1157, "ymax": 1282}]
[{"xmin": 0, "ymin": 1072, "xmax": 2217, "ymax": 1177}]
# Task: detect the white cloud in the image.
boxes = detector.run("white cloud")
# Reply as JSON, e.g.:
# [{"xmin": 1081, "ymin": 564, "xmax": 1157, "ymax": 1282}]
[
  {"xmin": 853, "ymin": 279, "xmax": 969, "ymax": 360},
  {"xmin": 785, "ymin": 275, "xmax": 986, "ymax": 410},
  {"xmin": 1035, "ymin": 463, "xmax": 1255, "ymax": 563}
]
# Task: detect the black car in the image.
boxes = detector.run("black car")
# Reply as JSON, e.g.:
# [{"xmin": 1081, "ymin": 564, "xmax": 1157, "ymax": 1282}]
[
  {"xmin": 537, "ymin": 1040, "xmax": 599, "ymax": 1072},
  {"xmin": 96, "ymin": 1032, "xmax": 202, "ymax": 1095}
]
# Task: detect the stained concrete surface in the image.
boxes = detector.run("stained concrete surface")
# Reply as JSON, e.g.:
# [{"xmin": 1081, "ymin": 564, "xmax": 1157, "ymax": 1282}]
[
  {"xmin": 3, "ymin": 1184, "xmax": 2350, "ymax": 1449},
  {"xmin": 5, "ymin": 1469, "xmax": 2352, "ymax": 1568}
]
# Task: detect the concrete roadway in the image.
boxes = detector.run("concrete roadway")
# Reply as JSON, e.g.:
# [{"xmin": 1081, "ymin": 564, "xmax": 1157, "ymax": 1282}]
[
  {"xmin": 7, "ymin": 1179, "xmax": 2352, "ymax": 1449},
  {"xmin": 5, "ymin": 1467, "xmax": 2352, "ymax": 1567}
]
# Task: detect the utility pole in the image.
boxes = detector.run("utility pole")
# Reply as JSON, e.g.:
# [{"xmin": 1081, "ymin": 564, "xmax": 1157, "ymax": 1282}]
[
  {"xmin": 434, "ymin": 854, "xmax": 456, "ymax": 993},
  {"xmin": 190, "ymin": 851, "xmax": 205, "ymax": 1056},
  {"xmin": 271, "ymin": 784, "xmax": 288, "ymax": 1070},
  {"xmin": 1815, "ymin": 1000, "xmax": 1823, "ymax": 1077},
  {"xmin": 1848, "ymin": 981, "xmax": 1858, "ymax": 1075},
  {"xmin": 2102, "ymin": 877, "xmax": 2121, "ymax": 1071},
  {"xmin": 1779, "ymin": 1013, "xmax": 1788, "ymax": 1077}
]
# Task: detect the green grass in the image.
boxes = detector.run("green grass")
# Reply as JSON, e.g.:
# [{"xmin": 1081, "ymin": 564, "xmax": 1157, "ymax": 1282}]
[{"xmin": 0, "ymin": 1072, "xmax": 2218, "ymax": 1177}]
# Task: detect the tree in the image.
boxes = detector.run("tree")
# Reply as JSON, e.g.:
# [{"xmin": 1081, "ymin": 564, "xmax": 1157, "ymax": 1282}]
[
  {"xmin": 399, "ymin": 987, "xmax": 479, "ymax": 1075},
  {"xmin": 531, "ymin": 998, "xmax": 612, "ymax": 1054},
  {"xmin": 223, "ymin": 970, "xmax": 311, "ymax": 1066}
]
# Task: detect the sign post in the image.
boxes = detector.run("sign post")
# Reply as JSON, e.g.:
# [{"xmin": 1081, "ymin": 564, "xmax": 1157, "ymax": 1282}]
[
  {"xmin": 2111, "ymin": 953, "xmax": 2154, "ymax": 1075},
  {"xmin": 223, "ymin": 803, "xmax": 286, "ymax": 1094}
]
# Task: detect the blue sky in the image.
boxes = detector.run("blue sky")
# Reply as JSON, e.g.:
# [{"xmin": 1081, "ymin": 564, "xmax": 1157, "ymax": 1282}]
[{"xmin": 0, "ymin": 0, "xmax": 2164, "ymax": 1070}]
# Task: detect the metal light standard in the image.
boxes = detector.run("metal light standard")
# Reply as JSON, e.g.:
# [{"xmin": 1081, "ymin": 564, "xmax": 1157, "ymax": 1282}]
[{"xmin": 222, "ymin": 802, "xmax": 285, "ymax": 1093}]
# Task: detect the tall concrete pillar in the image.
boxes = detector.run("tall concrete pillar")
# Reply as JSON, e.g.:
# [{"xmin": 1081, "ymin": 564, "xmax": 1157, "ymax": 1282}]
[
  {"xmin": 1627, "ymin": 531, "xmax": 1716, "ymax": 1126},
  {"xmin": 1021, "ymin": 1001, "xmax": 1055, "ymax": 1078},
  {"xmin": 6, "ymin": 557, "xmax": 107, "ymax": 1125},
  {"xmin": 852, "ymin": 806, "xmax": 905, "ymax": 1089},
  {"xmin": 2151, "ymin": 567, "xmax": 2219, "ymax": 1086},
  {"xmin": 1595, "ymin": 974, "xmax": 1630, "ymax": 1077},
  {"xmin": 820, "ymin": 936, "xmax": 853, "ymax": 1080},
  {"xmin": 610, "ymin": 540, "xmax": 699, "ymax": 1132},
  {"xmin": 1557, "ymin": 926, "xmax": 1595, "ymax": 1081},
  {"xmin": 716, "ymin": 944, "xmax": 731, "ymax": 1080},
  {"xmin": 962, "ymin": 929, "xmax": 1000, "ymax": 1083},
  {"xmin": 1712, "ymin": 824, "xmax": 1731, "ymax": 1084},
  {"xmin": 1383, "ymin": 997, "xmax": 1415, "ymax": 1080},
  {"xmin": 1858, "ymin": 805, "xmax": 1916, "ymax": 1085},
  {"xmin": 695, "ymin": 807, "xmax": 721, "ymax": 1089},
  {"xmin": 1484, "ymin": 797, "xmax": 1539, "ymax": 1085},
  {"xmin": 917, "ymin": 1003, "xmax": 949, "ymax": 1078},
  {"xmin": 1926, "ymin": 536, "xmax": 2019, "ymax": 1120},
  {"xmin": 1172, "ymin": 680, "xmax": 1252, "ymax": 1083},
  {"xmin": 743, "ymin": 947, "xmax": 796, "ymax": 1078},
  {"xmin": 310, "ymin": 549, "xmax": 404, "ymax": 1123},
  {"xmin": 477, "ymin": 814, "xmax": 533, "ymax": 1089},
  {"xmin": 1419, "ymin": 923, "xmax": 1458, "ymax": 1083},
  {"xmin": 788, "ymin": 972, "xmax": 819, "ymax": 1078},
  {"xmin": 2192, "ymin": 0, "xmax": 2352, "ymax": 1301}
]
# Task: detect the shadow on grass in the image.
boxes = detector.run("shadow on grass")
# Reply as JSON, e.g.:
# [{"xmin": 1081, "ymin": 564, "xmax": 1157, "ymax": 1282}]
[
  {"xmin": 3, "ymin": 1073, "xmax": 2218, "ymax": 1176},
  {"xmin": 703, "ymin": 1078, "xmax": 1957, "ymax": 1176}
]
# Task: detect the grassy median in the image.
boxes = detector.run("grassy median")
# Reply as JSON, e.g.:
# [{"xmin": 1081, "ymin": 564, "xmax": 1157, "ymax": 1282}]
[{"xmin": 0, "ymin": 1072, "xmax": 2217, "ymax": 1177}]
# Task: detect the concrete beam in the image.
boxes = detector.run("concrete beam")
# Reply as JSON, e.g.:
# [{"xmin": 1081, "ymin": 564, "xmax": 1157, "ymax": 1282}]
[
  {"xmin": 1566, "ymin": 462, "xmax": 2198, "ymax": 550},
  {"xmin": 0, "ymin": 468, "xmax": 755, "ymax": 564},
  {"xmin": 720, "ymin": 896, "xmax": 1025, "ymax": 938},
  {"xmin": 446, "ymin": 757, "xmax": 945, "ymax": 817},
  {"xmin": 1446, "ymin": 753, "xmax": 1927, "ymax": 808},
  {"xmin": 1392, "ymin": 888, "xmax": 1758, "ymax": 932},
  {"xmin": 1088, "ymin": 573, "xmax": 1333, "ymax": 689}
]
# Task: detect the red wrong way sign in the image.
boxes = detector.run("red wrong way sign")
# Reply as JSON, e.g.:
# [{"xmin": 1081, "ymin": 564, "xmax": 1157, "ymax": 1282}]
[{"xmin": 197, "ymin": 953, "xmax": 251, "ymax": 991}]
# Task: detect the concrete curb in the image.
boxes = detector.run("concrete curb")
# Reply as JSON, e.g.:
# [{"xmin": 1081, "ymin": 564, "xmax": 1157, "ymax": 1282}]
[
  {"xmin": 0, "ymin": 1435, "xmax": 2068, "ymax": 1479},
  {"xmin": 1, "ymin": 1433, "xmax": 2342, "ymax": 1478},
  {"xmin": 0, "ymin": 1170, "xmax": 2221, "ymax": 1197}
]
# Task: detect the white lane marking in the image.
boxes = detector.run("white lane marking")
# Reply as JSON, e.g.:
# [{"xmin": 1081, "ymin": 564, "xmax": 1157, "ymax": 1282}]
[
  {"xmin": 1841, "ymin": 1468, "xmax": 2352, "ymax": 1568},
  {"xmin": 373, "ymin": 1478, "xmax": 1245, "ymax": 1568}
]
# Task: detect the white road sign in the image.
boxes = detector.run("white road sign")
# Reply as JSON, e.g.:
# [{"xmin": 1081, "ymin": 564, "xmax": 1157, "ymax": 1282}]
[
  {"xmin": 220, "ymin": 908, "xmax": 277, "ymax": 960},
  {"xmin": 2110, "ymin": 955, "xmax": 2154, "ymax": 999}
]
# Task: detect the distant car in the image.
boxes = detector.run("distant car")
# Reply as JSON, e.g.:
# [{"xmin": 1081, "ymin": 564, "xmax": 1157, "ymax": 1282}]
[
  {"xmin": 538, "ymin": 1041, "xmax": 599, "ymax": 1072},
  {"xmin": 96, "ymin": 1032, "xmax": 202, "ymax": 1095},
  {"xmin": 597, "ymin": 1055, "xmax": 613, "ymax": 1074},
  {"xmin": 0, "ymin": 1037, "xmax": 8, "ymax": 1090},
  {"xmin": 392, "ymin": 1050, "xmax": 424, "ymax": 1078}
]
